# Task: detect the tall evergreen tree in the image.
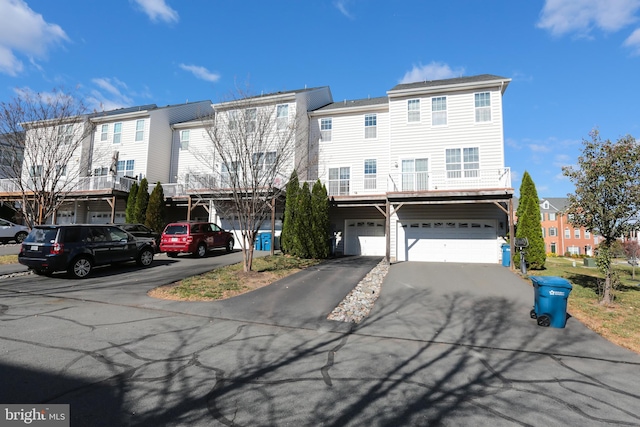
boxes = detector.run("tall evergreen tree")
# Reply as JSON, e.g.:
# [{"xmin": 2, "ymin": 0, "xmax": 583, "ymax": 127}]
[
  {"xmin": 280, "ymin": 170, "xmax": 299, "ymax": 254},
  {"xmin": 134, "ymin": 178, "xmax": 149, "ymax": 224},
  {"xmin": 292, "ymin": 182, "xmax": 313, "ymax": 258},
  {"xmin": 515, "ymin": 171, "xmax": 546, "ymax": 269},
  {"xmin": 125, "ymin": 181, "xmax": 139, "ymax": 223},
  {"xmin": 311, "ymin": 179, "xmax": 330, "ymax": 258},
  {"xmin": 145, "ymin": 182, "xmax": 165, "ymax": 232}
]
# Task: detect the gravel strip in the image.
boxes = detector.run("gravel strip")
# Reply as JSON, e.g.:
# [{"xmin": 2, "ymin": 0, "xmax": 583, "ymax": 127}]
[{"xmin": 327, "ymin": 259, "xmax": 389, "ymax": 323}]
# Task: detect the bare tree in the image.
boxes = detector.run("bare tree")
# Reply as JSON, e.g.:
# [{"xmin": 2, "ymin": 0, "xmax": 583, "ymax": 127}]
[
  {"xmin": 193, "ymin": 89, "xmax": 310, "ymax": 272},
  {"xmin": 0, "ymin": 89, "xmax": 97, "ymax": 227}
]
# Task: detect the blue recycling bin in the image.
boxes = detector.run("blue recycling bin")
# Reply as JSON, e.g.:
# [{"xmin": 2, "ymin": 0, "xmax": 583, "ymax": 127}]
[
  {"xmin": 501, "ymin": 244, "xmax": 511, "ymax": 267},
  {"xmin": 254, "ymin": 234, "xmax": 262, "ymax": 251},
  {"xmin": 530, "ymin": 276, "xmax": 573, "ymax": 328},
  {"xmin": 261, "ymin": 232, "xmax": 272, "ymax": 251}
]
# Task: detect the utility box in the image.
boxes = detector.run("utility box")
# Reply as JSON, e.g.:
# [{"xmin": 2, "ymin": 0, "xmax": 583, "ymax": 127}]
[{"xmin": 583, "ymin": 258, "xmax": 596, "ymax": 267}]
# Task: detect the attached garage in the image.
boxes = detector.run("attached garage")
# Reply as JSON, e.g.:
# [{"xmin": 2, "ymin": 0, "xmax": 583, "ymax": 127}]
[
  {"xmin": 396, "ymin": 219, "xmax": 498, "ymax": 263},
  {"xmin": 344, "ymin": 219, "xmax": 386, "ymax": 256}
]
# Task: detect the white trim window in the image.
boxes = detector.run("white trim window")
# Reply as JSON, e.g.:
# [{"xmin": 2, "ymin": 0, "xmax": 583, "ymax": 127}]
[
  {"xmin": 364, "ymin": 114, "xmax": 377, "ymax": 139},
  {"xmin": 252, "ymin": 151, "xmax": 277, "ymax": 172},
  {"xmin": 328, "ymin": 167, "xmax": 350, "ymax": 196},
  {"xmin": 574, "ymin": 229, "xmax": 580, "ymax": 239},
  {"xmin": 180, "ymin": 130, "xmax": 190, "ymax": 150},
  {"xmin": 228, "ymin": 110, "xmax": 239, "ymax": 130},
  {"xmin": 113, "ymin": 122, "xmax": 122, "ymax": 144},
  {"xmin": 29, "ymin": 165, "xmax": 43, "ymax": 177},
  {"xmin": 407, "ymin": 99, "xmax": 420, "ymax": 122},
  {"xmin": 401, "ymin": 158, "xmax": 428, "ymax": 191},
  {"xmin": 56, "ymin": 164, "xmax": 67, "ymax": 177},
  {"xmin": 446, "ymin": 147, "xmax": 479, "ymax": 178},
  {"xmin": 94, "ymin": 167, "xmax": 108, "ymax": 176},
  {"xmin": 220, "ymin": 161, "xmax": 238, "ymax": 188},
  {"xmin": 549, "ymin": 227, "xmax": 558, "ymax": 237},
  {"xmin": 100, "ymin": 124, "xmax": 109, "ymax": 141},
  {"xmin": 245, "ymin": 108, "xmax": 257, "ymax": 133},
  {"xmin": 364, "ymin": 159, "xmax": 377, "ymax": 190},
  {"xmin": 585, "ymin": 230, "xmax": 591, "ymax": 239},
  {"xmin": 320, "ymin": 118, "xmax": 332, "ymax": 142},
  {"xmin": 135, "ymin": 119, "xmax": 145, "ymax": 141},
  {"xmin": 564, "ymin": 228, "xmax": 570, "ymax": 238},
  {"xmin": 276, "ymin": 104, "xmax": 289, "ymax": 130},
  {"xmin": 475, "ymin": 92, "xmax": 491, "ymax": 122},
  {"xmin": 116, "ymin": 160, "xmax": 134, "ymax": 177},
  {"xmin": 58, "ymin": 124, "xmax": 73, "ymax": 145},
  {"xmin": 549, "ymin": 212, "xmax": 556, "ymax": 221},
  {"xmin": 432, "ymin": 97, "xmax": 447, "ymax": 126}
]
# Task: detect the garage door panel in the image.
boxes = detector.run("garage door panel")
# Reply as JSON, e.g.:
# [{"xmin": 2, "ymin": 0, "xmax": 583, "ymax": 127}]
[
  {"xmin": 397, "ymin": 220, "xmax": 497, "ymax": 263},
  {"xmin": 345, "ymin": 220, "xmax": 385, "ymax": 256}
]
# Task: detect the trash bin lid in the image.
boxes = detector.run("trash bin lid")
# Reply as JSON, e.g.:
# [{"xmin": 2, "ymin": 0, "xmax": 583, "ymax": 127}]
[{"xmin": 530, "ymin": 276, "xmax": 573, "ymax": 289}]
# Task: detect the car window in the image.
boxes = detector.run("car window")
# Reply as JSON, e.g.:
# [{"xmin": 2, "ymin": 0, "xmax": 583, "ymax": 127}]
[
  {"xmin": 63, "ymin": 227, "xmax": 85, "ymax": 244},
  {"xmin": 138, "ymin": 225, "xmax": 151, "ymax": 232},
  {"xmin": 0, "ymin": 219, "xmax": 9, "ymax": 227},
  {"xmin": 164, "ymin": 225, "xmax": 188, "ymax": 235},
  {"xmin": 210, "ymin": 224, "xmax": 221, "ymax": 232},
  {"xmin": 191, "ymin": 224, "xmax": 201, "ymax": 233},
  {"xmin": 89, "ymin": 227, "xmax": 110, "ymax": 243},
  {"xmin": 24, "ymin": 228, "xmax": 58, "ymax": 244},
  {"xmin": 107, "ymin": 226, "xmax": 129, "ymax": 242}
]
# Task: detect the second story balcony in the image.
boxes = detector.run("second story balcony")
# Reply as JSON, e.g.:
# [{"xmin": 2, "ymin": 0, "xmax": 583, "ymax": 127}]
[{"xmin": 327, "ymin": 167, "xmax": 512, "ymax": 198}]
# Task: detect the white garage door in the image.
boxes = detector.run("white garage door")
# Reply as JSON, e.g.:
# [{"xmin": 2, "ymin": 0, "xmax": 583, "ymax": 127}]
[
  {"xmin": 397, "ymin": 220, "xmax": 498, "ymax": 263},
  {"xmin": 344, "ymin": 219, "xmax": 386, "ymax": 256}
]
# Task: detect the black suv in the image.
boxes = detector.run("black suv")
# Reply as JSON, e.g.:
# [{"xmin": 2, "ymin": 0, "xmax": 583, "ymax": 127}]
[
  {"xmin": 113, "ymin": 223, "xmax": 161, "ymax": 249},
  {"xmin": 18, "ymin": 224, "xmax": 156, "ymax": 278}
]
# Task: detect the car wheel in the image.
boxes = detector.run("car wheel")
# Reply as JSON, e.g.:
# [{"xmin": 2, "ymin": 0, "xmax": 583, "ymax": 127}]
[
  {"xmin": 166, "ymin": 252, "xmax": 178, "ymax": 258},
  {"xmin": 194, "ymin": 243, "xmax": 207, "ymax": 258},
  {"xmin": 15, "ymin": 231, "xmax": 27, "ymax": 243},
  {"xmin": 226, "ymin": 239, "xmax": 233, "ymax": 253},
  {"xmin": 137, "ymin": 248, "xmax": 154, "ymax": 267},
  {"xmin": 69, "ymin": 256, "xmax": 92, "ymax": 279}
]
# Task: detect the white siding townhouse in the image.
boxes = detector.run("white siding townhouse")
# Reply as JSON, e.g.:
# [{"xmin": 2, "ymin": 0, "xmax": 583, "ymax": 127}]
[
  {"xmin": 310, "ymin": 74, "xmax": 513, "ymax": 263},
  {"xmin": 1, "ymin": 75, "xmax": 515, "ymax": 264}
]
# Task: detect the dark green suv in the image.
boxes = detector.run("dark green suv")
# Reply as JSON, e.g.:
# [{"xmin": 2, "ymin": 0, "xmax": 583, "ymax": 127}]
[{"xmin": 18, "ymin": 224, "xmax": 155, "ymax": 278}]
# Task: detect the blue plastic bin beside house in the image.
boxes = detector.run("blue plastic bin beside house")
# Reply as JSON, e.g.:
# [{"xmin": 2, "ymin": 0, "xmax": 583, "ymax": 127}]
[
  {"xmin": 530, "ymin": 276, "xmax": 573, "ymax": 328},
  {"xmin": 501, "ymin": 244, "xmax": 511, "ymax": 267},
  {"xmin": 261, "ymin": 232, "xmax": 272, "ymax": 251},
  {"xmin": 254, "ymin": 234, "xmax": 262, "ymax": 251}
]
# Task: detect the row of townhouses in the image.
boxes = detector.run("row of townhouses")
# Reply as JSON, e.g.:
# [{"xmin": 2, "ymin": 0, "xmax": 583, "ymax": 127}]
[{"xmin": 0, "ymin": 74, "xmax": 516, "ymax": 263}]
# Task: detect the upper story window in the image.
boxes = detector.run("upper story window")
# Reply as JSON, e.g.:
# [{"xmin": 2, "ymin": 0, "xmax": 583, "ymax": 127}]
[
  {"xmin": 135, "ymin": 120, "xmax": 145, "ymax": 141},
  {"xmin": 432, "ymin": 97, "xmax": 447, "ymax": 126},
  {"xmin": 446, "ymin": 147, "xmax": 479, "ymax": 179},
  {"xmin": 574, "ymin": 229, "xmax": 580, "ymax": 239},
  {"xmin": 364, "ymin": 159, "xmax": 377, "ymax": 190},
  {"xmin": 564, "ymin": 228, "xmax": 570, "ymax": 238},
  {"xmin": 328, "ymin": 166, "xmax": 350, "ymax": 196},
  {"xmin": 407, "ymin": 99, "xmax": 420, "ymax": 122},
  {"xmin": 100, "ymin": 124, "xmax": 109, "ymax": 141},
  {"xmin": 113, "ymin": 123, "xmax": 122, "ymax": 144},
  {"xmin": 58, "ymin": 124, "xmax": 73, "ymax": 144},
  {"xmin": 585, "ymin": 230, "xmax": 591, "ymax": 239},
  {"xmin": 220, "ymin": 161, "xmax": 238, "ymax": 188},
  {"xmin": 252, "ymin": 151, "xmax": 277, "ymax": 172},
  {"xmin": 180, "ymin": 130, "xmax": 190, "ymax": 150},
  {"xmin": 29, "ymin": 165, "xmax": 43, "ymax": 177},
  {"xmin": 549, "ymin": 212, "xmax": 556, "ymax": 221},
  {"xmin": 116, "ymin": 159, "xmax": 134, "ymax": 177},
  {"xmin": 549, "ymin": 227, "xmax": 558, "ymax": 236},
  {"xmin": 94, "ymin": 167, "xmax": 108, "ymax": 176},
  {"xmin": 475, "ymin": 92, "xmax": 491, "ymax": 122},
  {"xmin": 364, "ymin": 114, "xmax": 377, "ymax": 139},
  {"xmin": 56, "ymin": 164, "xmax": 67, "ymax": 177},
  {"xmin": 245, "ymin": 108, "xmax": 257, "ymax": 132},
  {"xmin": 228, "ymin": 110, "xmax": 239, "ymax": 130},
  {"xmin": 276, "ymin": 104, "xmax": 289, "ymax": 130},
  {"xmin": 320, "ymin": 118, "xmax": 332, "ymax": 142}
]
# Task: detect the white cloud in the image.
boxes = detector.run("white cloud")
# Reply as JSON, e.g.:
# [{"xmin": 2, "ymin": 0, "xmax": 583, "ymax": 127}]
[
  {"xmin": 334, "ymin": 0, "xmax": 354, "ymax": 19},
  {"xmin": 399, "ymin": 62, "xmax": 465, "ymax": 84},
  {"xmin": 132, "ymin": 0, "xmax": 179, "ymax": 24},
  {"xmin": 0, "ymin": 0, "xmax": 68, "ymax": 76},
  {"xmin": 179, "ymin": 64, "xmax": 220, "ymax": 83},
  {"xmin": 624, "ymin": 27, "xmax": 640, "ymax": 53},
  {"xmin": 537, "ymin": 0, "xmax": 640, "ymax": 36},
  {"xmin": 529, "ymin": 143, "xmax": 553, "ymax": 153},
  {"xmin": 87, "ymin": 78, "xmax": 134, "ymax": 111}
]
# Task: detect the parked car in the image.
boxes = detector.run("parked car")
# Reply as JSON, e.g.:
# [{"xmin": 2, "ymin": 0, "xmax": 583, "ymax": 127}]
[
  {"xmin": 18, "ymin": 224, "xmax": 156, "ymax": 278},
  {"xmin": 160, "ymin": 221, "xmax": 234, "ymax": 258},
  {"xmin": 0, "ymin": 218, "xmax": 29, "ymax": 243},
  {"xmin": 112, "ymin": 223, "xmax": 161, "ymax": 249}
]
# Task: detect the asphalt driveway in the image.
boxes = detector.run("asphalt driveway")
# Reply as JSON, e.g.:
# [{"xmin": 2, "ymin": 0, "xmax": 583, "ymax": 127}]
[{"xmin": 1, "ymin": 258, "xmax": 639, "ymax": 426}]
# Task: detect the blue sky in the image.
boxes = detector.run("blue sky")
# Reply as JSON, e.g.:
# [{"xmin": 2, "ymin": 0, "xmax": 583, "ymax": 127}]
[{"xmin": 1, "ymin": 0, "xmax": 639, "ymax": 197}]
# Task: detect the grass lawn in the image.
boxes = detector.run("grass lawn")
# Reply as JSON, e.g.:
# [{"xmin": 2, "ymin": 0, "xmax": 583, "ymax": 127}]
[
  {"xmin": 528, "ymin": 256, "xmax": 640, "ymax": 353},
  {"xmin": 0, "ymin": 255, "xmax": 18, "ymax": 265},
  {"xmin": 149, "ymin": 255, "xmax": 322, "ymax": 301}
]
